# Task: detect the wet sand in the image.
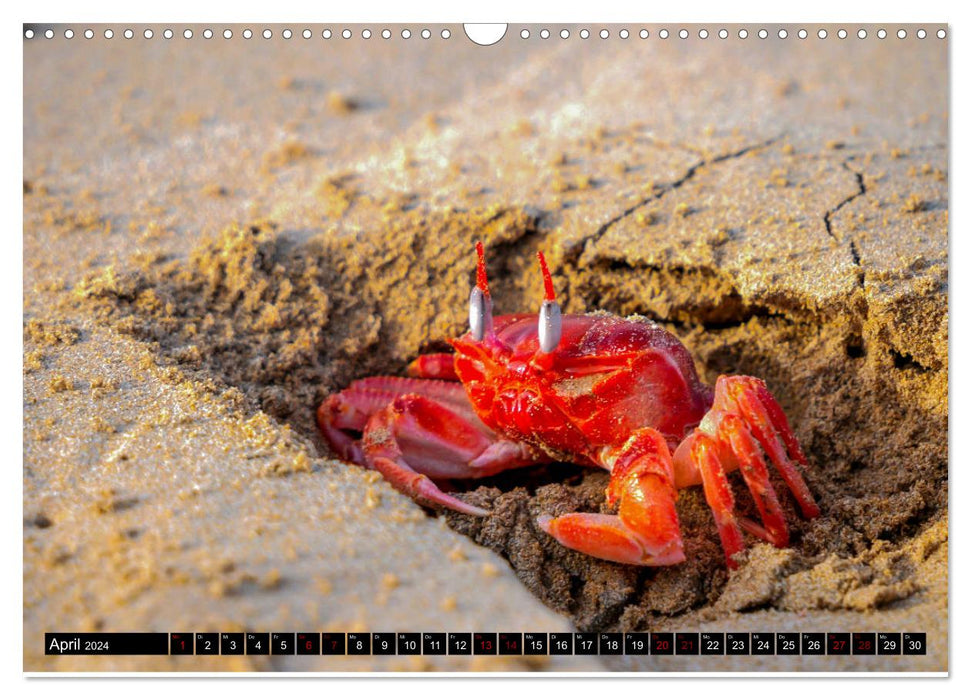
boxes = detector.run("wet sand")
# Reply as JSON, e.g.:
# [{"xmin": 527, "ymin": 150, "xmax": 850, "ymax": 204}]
[{"xmin": 24, "ymin": 24, "xmax": 947, "ymax": 672}]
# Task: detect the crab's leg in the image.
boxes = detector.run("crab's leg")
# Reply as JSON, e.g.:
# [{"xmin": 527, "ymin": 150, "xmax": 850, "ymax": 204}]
[
  {"xmin": 673, "ymin": 375, "xmax": 819, "ymax": 566},
  {"xmin": 676, "ymin": 432, "xmax": 746, "ymax": 567},
  {"xmin": 537, "ymin": 428, "xmax": 686, "ymax": 566},
  {"xmin": 345, "ymin": 376, "xmax": 474, "ymax": 419},
  {"xmin": 321, "ymin": 376, "xmax": 549, "ymax": 516},
  {"xmin": 360, "ymin": 392, "xmax": 551, "ymax": 517},
  {"xmin": 717, "ymin": 376, "xmax": 819, "ymax": 519},
  {"xmin": 406, "ymin": 353, "xmax": 459, "ymax": 381},
  {"xmin": 318, "ymin": 376, "xmax": 474, "ymax": 464},
  {"xmin": 317, "ymin": 391, "xmax": 375, "ymax": 464},
  {"xmin": 719, "ymin": 413, "xmax": 789, "ymax": 547}
]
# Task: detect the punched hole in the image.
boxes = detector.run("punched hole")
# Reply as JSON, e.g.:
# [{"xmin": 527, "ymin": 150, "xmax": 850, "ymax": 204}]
[{"xmin": 464, "ymin": 23, "xmax": 507, "ymax": 46}]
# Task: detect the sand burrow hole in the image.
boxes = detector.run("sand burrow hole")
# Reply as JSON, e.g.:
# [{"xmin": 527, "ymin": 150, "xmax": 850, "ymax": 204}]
[{"xmin": 63, "ymin": 203, "xmax": 947, "ymax": 631}]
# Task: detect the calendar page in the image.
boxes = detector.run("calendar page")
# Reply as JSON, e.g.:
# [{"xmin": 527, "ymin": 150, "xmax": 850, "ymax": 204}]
[{"xmin": 23, "ymin": 20, "xmax": 948, "ymax": 675}]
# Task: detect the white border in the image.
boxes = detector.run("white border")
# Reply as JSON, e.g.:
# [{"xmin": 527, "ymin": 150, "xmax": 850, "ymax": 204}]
[{"xmin": 10, "ymin": 0, "xmax": 961, "ymax": 696}]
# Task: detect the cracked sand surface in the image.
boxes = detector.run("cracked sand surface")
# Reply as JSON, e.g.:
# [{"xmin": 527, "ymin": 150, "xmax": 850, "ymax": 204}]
[{"xmin": 24, "ymin": 26, "xmax": 947, "ymax": 671}]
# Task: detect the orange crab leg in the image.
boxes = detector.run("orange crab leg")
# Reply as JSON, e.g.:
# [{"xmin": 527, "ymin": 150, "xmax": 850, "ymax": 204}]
[
  {"xmin": 723, "ymin": 378, "xmax": 820, "ymax": 518},
  {"xmin": 719, "ymin": 413, "xmax": 789, "ymax": 547},
  {"xmin": 673, "ymin": 375, "xmax": 820, "ymax": 567},
  {"xmin": 538, "ymin": 428, "xmax": 685, "ymax": 566},
  {"xmin": 406, "ymin": 353, "xmax": 459, "ymax": 381},
  {"xmin": 362, "ymin": 394, "xmax": 494, "ymax": 516},
  {"xmin": 344, "ymin": 375, "xmax": 474, "ymax": 417},
  {"xmin": 317, "ymin": 375, "xmax": 473, "ymax": 462},
  {"xmin": 681, "ymin": 433, "xmax": 746, "ymax": 567},
  {"xmin": 320, "ymin": 376, "xmax": 549, "ymax": 516}
]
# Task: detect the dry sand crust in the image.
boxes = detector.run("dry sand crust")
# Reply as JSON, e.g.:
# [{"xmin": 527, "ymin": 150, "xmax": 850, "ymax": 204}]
[{"xmin": 24, "ymin": 26, "xmax": 947, "ymax": 671}]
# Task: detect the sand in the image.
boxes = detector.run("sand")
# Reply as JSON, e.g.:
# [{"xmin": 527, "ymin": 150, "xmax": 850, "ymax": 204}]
[{"xmin": 23, "ymin": 24, "xmax": 947, "ymax": 672}]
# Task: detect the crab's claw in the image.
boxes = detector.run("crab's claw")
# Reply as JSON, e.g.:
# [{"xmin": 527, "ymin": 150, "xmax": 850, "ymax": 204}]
[
  {"xmin": 406, "ymin": 353, "xmax": 459, "ymax": 381},
  {"xmin": 537, "ymin": 428, "xmax": 686, "ymax": 567},
  {"xmin": 673, "ymin": 375, "xmax": 820, "ymax": 569}
]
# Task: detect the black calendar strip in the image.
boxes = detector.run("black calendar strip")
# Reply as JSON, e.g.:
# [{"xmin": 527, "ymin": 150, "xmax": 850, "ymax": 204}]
[
  {"xmin": 45, "ymin": 631, "xmax": 927, "ymax": 656},
  {"xmin": 45, "ymin": 633, "xmax": 169, "ymax": 655}
]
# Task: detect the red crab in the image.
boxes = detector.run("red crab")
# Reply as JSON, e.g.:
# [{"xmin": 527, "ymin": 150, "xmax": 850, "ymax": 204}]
[{"xmin": 318, "ymin": 243, "xmax": 819, "ymax": 568}]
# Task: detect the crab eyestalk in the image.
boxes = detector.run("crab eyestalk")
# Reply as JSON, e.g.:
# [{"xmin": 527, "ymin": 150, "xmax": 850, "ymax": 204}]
[
  {"xmin": 469, "ymin": 241, "xmax": 494, "ymax": 341},
  {"xmin": 537, "ymin": 251, "xmax": 561, "ymax": 354}
]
